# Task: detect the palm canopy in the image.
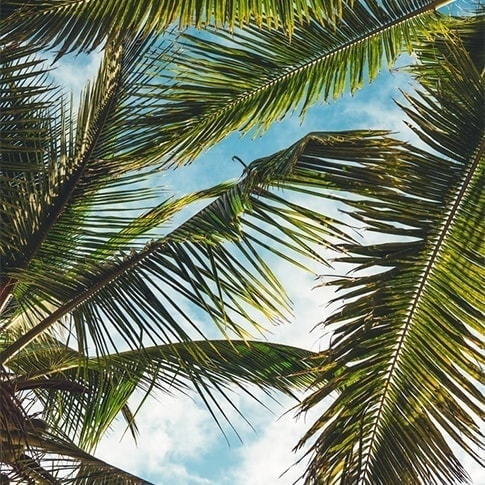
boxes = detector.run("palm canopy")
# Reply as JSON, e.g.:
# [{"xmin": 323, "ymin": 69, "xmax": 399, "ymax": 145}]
[
  {"xmin": 146, "ymin": 0, "xmax": 450, "ymax": 163},
  {"xmin": 0, "ymin": 32, "xmax": 347, "ymax": 359},
  {"xmin": 0, "ymin": 11, "xmax": 339, "ymax": 482},
  {"xmin": 1, "ymin": 1, "xmax": 483, "ymax": 484},
  {"xmin": 1, "ymin": 0, "xmax": 452, "ymax": 167}
]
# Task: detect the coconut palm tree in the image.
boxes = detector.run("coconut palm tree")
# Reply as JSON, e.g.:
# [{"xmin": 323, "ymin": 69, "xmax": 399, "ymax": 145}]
[
  {"xmin": 1, "ymin": 1, "xmax": 483, "ymax": 484},
  {"xmin": 0, "ymin": 26, "xmax": 331, "ymax": 485}
]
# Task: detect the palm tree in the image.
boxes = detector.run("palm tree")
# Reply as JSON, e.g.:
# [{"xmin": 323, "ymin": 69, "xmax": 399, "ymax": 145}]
[
  {"xmin": 1, "ymin": 1, "xmax": 483, "ymax": 484},
  {"xmin": 203, "ymin": 13, "xmax": 482, "ymax": 484},
  {"xmin": 0, "ymin": 23, "xmax": 328, "ymax": 485}
]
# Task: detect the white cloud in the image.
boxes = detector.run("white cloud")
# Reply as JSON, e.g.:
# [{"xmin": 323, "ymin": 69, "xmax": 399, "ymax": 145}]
[
  {"xmin": 93, "ymin": 257, "xmax": 332, "ymax": 484},
  {"xmin": 50, "ymin": 51, "xmax": 103, "ymax": 97},
  {"xmin": 96, "ymin": 392, "xmax": 218, "ymax": 482},
  {"xmin": 225, "ymin": 408, "xmax": 314, "ymax": 485}
]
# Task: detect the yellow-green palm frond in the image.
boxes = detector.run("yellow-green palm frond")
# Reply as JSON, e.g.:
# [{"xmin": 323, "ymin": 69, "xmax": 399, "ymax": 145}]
[
  {"xmin": 147, "ymin": 0, "xmax": 449, "ymax": 163},
  {"xmin": 292, "ymin": 14, "xmax": 484, "ymax": 484}
]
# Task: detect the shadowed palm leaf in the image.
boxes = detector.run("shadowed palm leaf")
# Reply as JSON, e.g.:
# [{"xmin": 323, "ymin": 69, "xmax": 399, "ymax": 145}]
[
  {"xmin": 1, "ymin": 336, "xmax": 318, "ymax": 482},
  {"xmin": 0, "ymin": 13, "xmax": 337, "ymax": 481},
  {"xmin": 279, "ymin": 15, "xmax": 482, "ymax": 484},
  {"xmin": 1, "ymin": 32, "xmax": 354, "ymax": 365},
  {"xmin": 1, "ymin": 0, "xmax": 341, "ymax": 56},
  {"xmin": 1, "ymin": 424, "xmax": 153, "ymax": 483}
]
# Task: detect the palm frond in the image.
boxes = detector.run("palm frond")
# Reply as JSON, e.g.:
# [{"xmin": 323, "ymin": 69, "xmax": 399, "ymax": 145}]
[
  {"xmin": 1, "ymin": 0, "xmax": 342, "ymax": 57},
  {"xmin": 0, "ymin": 32, "xmax": 173, "ymax": 312},
  {"xmin": 0, "ymin": 428, "xmax": 152, "ymax": 484},
  {"xmin": 1, "ymin": 146, "xmax": 349, "ymax": 363},
  {"xmin": 292, "ymin": 15, "xmax": 484, "ymax": 484},
  {"xmin": 7, "ymin": 339, "xmax": 319, "ymax": 451},
  {"xmin": 145, "ymin": 0, "xmax": 449, "ymax": 163},
  {"xmin": 0, "ymin": 41, "xmax": 76, "ymax": 323}
]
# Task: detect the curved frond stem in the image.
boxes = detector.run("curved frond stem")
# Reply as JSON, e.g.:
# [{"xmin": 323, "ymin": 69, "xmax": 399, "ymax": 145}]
[
  {"xmin": 203, "ymin": 0, "xmax": 448, "ymax": 120},
  {"xmin": 0, "ymin": 243, "xmax": 154, "ymax": 364},
  {"xmin": 360, "ymin": 135, "xmax": 484, "ymax": 482},
  {"xmin": 405, "ymin": 136, "xmax": 484, "ymax": 336},
  {"xmin": 0, "ymin": 131, "xmax": 358, "ymax": 363},
  {"xmin": 0, "ymin": 430, "xmax": 152, "ymax": 484}
]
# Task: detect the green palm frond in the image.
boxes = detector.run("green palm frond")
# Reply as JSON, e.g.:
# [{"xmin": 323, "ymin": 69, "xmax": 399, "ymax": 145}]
[
  {"xmin": 145, "ymin": 0, "xmax": 449, "ymax": 163},
  {"xmin": 2, "ymin": 2, "xmax": 482, "ymax": 482},
  {"xmin": 290, "ymin": 15, "xmax": 484, "ymax": 485},
  {"xmin": 0, "ymin": 35, "xmax": 132, "ymax": 293},
  {"xmin": 1, "ymin": 32, "xmax": 182, "ymax": 314},
  {"xmin": 0, "ymin": 146, "xmax": 350, "ymax": 363},
  {"xmin": 0, "ymin": 428, "xmax": 152, "ymax": 484},
  {"xmin": 1, "ymin": 0, "xmax": 340, "ymax": 57},
  {"xmin": 8, "ymin": 339, "xmax": 318, "ymax": 451},
  {"xmin": 0, "ymin": 31, "xmax": 356, "ymax": 363},
  {"xmin": 0, "ymin": 42, "xmax": 62, "ymax": 278}
]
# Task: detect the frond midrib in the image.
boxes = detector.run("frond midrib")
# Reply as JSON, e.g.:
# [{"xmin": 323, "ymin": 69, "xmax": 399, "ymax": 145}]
[
  {"xmin": 358, "ymin": 136, "xmax": 484, "ymax": 482},
  {"xmin": 0, "ymin": 176, "xmax": 256, "ymax": 363},
  {"xmin": 188, "ymin": 0, "xmax": 443, "ymax": 131},
  {"xmin": 0, "ymin": 239, "xmax": 158, "ymax": 365},
  {"xmin": 2, "ymin": 42, "xmax": 125, "ymax": 310}
]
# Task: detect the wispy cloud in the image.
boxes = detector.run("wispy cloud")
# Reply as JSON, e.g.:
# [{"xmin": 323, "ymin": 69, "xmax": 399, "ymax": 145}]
[
  {"xmin": 96, "ymin": 392, "xmax": 218, "ymax": 482},
  {"xmin": 49, "ymin": 51, "xmax": 103, "ymax": 98}
]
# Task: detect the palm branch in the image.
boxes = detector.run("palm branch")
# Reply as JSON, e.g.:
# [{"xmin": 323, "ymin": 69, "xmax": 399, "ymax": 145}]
[
  {"xmin": 1, "ymin": 336, "xmax": 318, "ymax": 482},
  {"xmin": 139, "ymin": 0, "xmax": 451, "ymax": 163},
  {"xmin": 1, "ymin": 423, "xmax": 153, "ymax": 484},
  {"xmin": 280, "ymin": 15, "xmax": 483, "ymax": 484},
  {"xmin": 0, "ymin": 11, "xmax": 343, "ymax": 481},
  {"xmin": 2, "ymin": 1, "xmax": 454, "ymax": 167},
  {"xmin": 0, "ymin": 32, "xmax": 335, "ymax": 479},
  {"xmin": 1, "ymin": 29, "xmax": 354, "ymax": 364}
]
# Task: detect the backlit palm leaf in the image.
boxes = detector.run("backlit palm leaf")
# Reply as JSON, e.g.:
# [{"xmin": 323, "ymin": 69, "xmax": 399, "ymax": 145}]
[
  {"xmin": 0, "ymin": 34, "xmax": 164, "ymax": 310},
  {"xmin": 0, "ymin": 147, "xmax": 350, "ymax": 363},
  {"xmin": 1, "ymin": 27, "xmax": 340, "ymax": 480},
  {"xmin": 145, "ymin": 0, "xmax": 449, "ymax": 163}
]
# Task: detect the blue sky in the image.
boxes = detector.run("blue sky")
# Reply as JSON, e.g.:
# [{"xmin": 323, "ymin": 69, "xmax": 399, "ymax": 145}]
[{"xmin": 48, "ymin": 3, "xmax": 482, "ymax": 483}]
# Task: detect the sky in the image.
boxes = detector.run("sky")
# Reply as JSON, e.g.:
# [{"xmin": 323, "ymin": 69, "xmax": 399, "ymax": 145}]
[{"xmin": 47, "ymin": 4, "xmax": 483, "ymax": 484}]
